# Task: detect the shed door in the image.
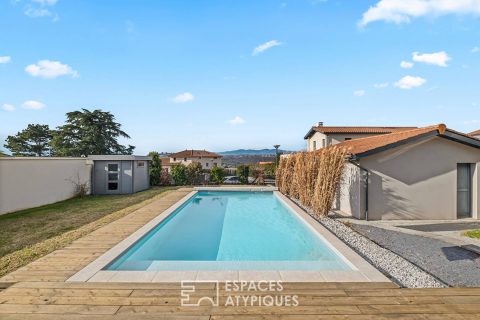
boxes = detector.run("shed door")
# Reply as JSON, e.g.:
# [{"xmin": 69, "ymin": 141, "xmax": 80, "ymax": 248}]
[
  {"xmin": 106, "ymin": 162, "xmax": 121, "ymax": 194},
  {"xmin": 457, "ymin": 163, "xmax": 472, "ymax": 218}
]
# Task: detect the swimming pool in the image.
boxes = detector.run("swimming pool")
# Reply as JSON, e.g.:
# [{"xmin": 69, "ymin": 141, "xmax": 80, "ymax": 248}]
[
  {"xmin": 68, "ymin": 188, "xmax": 390, "ymax": 282},
  {"xmin": 106, "ymin": 191, "xmax": 352, "ymax": 271}
]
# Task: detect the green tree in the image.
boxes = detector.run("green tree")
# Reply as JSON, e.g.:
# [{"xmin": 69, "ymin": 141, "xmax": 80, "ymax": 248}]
[
  {"xmin": 170, "ymin": 163, "xmax": 187, "ymax": 185},
  {"xmin": 4, "ymin": 124, "xmax": 52, "ymax": 156},
  {"xmin": 148, "ymin": 151, "xmax": 162, "ymax": 186},
  {"xmin": 210, "ymin": 166, "xmax": 225, "ymax": 184},
  {"xmin": 237, "ymin": 164, "xmax": 250, "ymax": 184},
  {"xmin": 185, "ymin": 162, "xmax": 203, "ymax": 185},
  {"xmin": 51, "ymin": 109, "xmax": 134, "ymax": 156}
]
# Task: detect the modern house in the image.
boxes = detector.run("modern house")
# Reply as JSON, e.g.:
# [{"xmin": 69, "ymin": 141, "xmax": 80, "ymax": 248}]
[
  {"xmin": 304, "ymin": 122, "xmax": 417, "ymax": 151},
  {"xmin": 88, "ymin": 155, "xmax": 151, "ymax": 195},
  {"xmin": 334, "ymin": 124, "xmax": 480, "ymax": 220},
  {"xmin": 161, "ymin": 149, "xmax": 223, "ymax": 172},
  {"xmin": 469, "ymin": 130, "xmax": 480, "ymax": 139}
]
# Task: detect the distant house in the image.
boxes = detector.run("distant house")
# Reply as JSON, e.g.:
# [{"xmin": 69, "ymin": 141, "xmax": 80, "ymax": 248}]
[
  {"xmin": 334, "ymin": 124, "xmax": 480, "ymax": 220},
  {"xmin": 469, "ymin": 129, "xmax": 480, "ymax": 139},
  {"xmin": 304, "ymin": 122, "xmax": 417, "ymax": 151},
  {"xmin": 161, "ymin": 150, "xmax": 223, "ymax": 172}
]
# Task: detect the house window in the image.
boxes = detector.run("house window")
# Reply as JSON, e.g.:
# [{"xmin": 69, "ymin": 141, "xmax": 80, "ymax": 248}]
[
  {"xmin": 345, "ymin": 138, "xmax": 352, "ymax": 141},
  {"xmin": 137, "ymin": 161, "xmax": 145, "ymax": 167},
  {"xmin": 322, "ymin": 139, "xmax": 326, "ymax": 148},
  {"xmin": 107, "ymin": 163, "xmax": 119, "ymax": 191},
  {"xmin": 313, "ymin": 141, "xmax": 317, "ymax": 150},
  {"xmin": 173, "ymin": 158, "xmax": 176, "ymax": 161},
  {"xmin": 206, "ymin": 163, "xmax": 209, "ymax": 167},
  {"xmin": 184, "ymin": 158, "xmax": 187, "ymax": 161}
]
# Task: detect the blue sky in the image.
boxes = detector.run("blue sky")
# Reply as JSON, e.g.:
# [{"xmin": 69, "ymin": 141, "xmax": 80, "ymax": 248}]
[{"xmin": 1, "ymin": 0, "xmax": 480, "ymax": 154}]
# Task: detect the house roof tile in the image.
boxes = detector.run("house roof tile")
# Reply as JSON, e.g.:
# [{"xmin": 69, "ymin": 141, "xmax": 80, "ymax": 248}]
[
  {"xmin": 469, "ymin": 129, "xmax": 480, "ymax": 136},
  {"xmin": 304, "ymin": 126, "xmax": 417, "ymax": 139},
  {"xmin": 334, "ymin": 124, "xmax": 480, "ymax": 158}
]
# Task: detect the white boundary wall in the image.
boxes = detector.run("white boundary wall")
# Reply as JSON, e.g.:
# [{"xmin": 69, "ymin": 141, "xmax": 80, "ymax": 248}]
[{"xmin": 0, "ymin": 158, "xmax": 92, "ymax": 215}]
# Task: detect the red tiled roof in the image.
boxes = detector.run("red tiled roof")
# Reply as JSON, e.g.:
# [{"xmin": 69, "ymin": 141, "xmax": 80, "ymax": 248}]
[
  {"xmin": 313, "ymin": 126, "xmax": 417, "ymax": 134},
  {"xmin": 469, "ymin": 129, "xmax": 480, "ymax": 136},
  {"xmin": 169, "ymin": 149, "xmax": 222, "ymax": 159},
  {"xmin": 160, "ymin": 157, "xmax": 171, "ymax": 166},
  {"xmin": 336, "ymin": 124, "xmax": 446, "ymax": 156},
  {"xmin": 304, "ymin": 125, "xmax": 417, "ymax": 139}
]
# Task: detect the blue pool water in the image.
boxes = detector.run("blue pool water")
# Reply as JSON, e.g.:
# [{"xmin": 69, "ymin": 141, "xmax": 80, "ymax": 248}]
[{"xmin": 106, "ymin": 191, "xmax": 352, "ymax": 271}]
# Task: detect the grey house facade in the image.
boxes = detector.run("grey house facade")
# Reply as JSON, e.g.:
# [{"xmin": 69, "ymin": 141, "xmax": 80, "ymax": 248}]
[
  {"xmin": 88, "ymin": 155, "xmax": 151, "ymax": 195},
  {"xmin": 334, "ymin": 125, "xmax": 480, "ymax": 220}
]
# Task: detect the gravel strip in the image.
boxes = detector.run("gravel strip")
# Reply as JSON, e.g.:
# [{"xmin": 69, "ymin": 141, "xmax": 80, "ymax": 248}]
[
  {"xmin": 351, "ymin": 224, "xmax": 480, "ymax": 287},
  {"xmin": 289, "ymin": 198, "xmax": 446, "ymax": 288}
]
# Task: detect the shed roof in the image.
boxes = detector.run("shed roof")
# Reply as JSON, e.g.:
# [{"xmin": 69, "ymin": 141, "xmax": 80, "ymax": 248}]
[{"xmin": 88, "ymin": 155, "xmax": 151, "ymax": 161}]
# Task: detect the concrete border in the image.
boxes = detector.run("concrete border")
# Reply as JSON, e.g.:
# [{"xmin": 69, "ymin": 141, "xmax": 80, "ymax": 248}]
[{"xmin": 68, "ymin": 188, "xmax": 390, "ymax": 283}]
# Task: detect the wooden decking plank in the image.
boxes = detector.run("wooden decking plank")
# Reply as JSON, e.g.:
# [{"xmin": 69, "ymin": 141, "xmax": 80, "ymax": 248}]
[{"xmin": 0, "ymin": 304, "xmax": 120, "ymax": 315}]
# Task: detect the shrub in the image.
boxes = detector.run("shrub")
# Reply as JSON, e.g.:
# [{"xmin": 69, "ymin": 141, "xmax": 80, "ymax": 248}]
[
  {"xmin": 276, "ymin": 146, "xmax": 347, "ymax": 217},
  {"xmin": 170, "ymin": 163, "xmax": 187, "ymax": 185},
  {"xmin": 237, "ymin": 164, "xmax": 250, "ymax": 184},
  {"xmin": 185, "ymin": 162, "xmax": 203, "ymax": 185},
  {"xmin": 148, "ymin": 151, "xmax": 162, "ymax": 186},
  {"xmin": 210, "ymin": 166, "xmax": 225, "ymax": 185}
]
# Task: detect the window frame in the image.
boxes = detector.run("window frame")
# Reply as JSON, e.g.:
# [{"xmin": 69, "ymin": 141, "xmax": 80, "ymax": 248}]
[{"xmin": 106, "ymin": 162, "xmax": 120, "ymax": 192}]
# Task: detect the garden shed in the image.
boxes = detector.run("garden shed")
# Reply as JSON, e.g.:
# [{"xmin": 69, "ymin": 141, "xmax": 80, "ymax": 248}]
[{"xmin": 88, "ymin": 155, "xmax": 151, "ymax": 195}]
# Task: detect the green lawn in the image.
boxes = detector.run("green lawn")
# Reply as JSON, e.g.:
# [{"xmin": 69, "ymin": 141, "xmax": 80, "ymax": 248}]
[
  {"xmin": 463, "ymin": 230, "xmax": 480, "ymax": 239},
  {"xmin": 0, "ymin": 186, "xmax": 177, "ymax": 258}
]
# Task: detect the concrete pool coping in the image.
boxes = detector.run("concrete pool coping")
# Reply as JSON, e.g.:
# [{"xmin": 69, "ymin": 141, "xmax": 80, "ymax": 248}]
[{"xmin": 67, "ymin": 187, "xmax": 390, "ymax": 283}]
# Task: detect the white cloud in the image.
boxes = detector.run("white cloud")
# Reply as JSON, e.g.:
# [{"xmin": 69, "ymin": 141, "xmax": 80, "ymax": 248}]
[
  {"xmin": 24, "ymin": 6, "xmax": 52, "ymax": 18},
  {"xmin": 472, "ymin": 47, "xmax": 480, "ymax": 53},
  {"xmin": 353, "ymin": 90, "xmax": 366, "ymax": 97},
  {"xmin": 400, "ymin": 60, "xmax": 414, "ymax": 69},
  {"xmin": 0, "ymin": 56, "xmax": 11, "ymax": 64},
  {"xmin": 359, "ymin": 0, "xmax": 480, "ymax": 27},
  {"xmin": 252, "ymin": 40, "xmax": 283, "ymax": 56},
  {"xmin": 394, "ymin": 75, "xmax": 427, "ymax": 89},
  {"xmin": 412, "ymin": 51, "xmax": 451, "ymax": 67},
  {"xmin": 25, "ymin": 60, "xmax": 79, "ymax": 79},
  {"xmin": 173, "ymin": 92, "xmax": 194, "ymax": 104},
  {"xmin": 31, "ymin": 0, "xmax": 58, "ymax": 5},
  {"xmin": 374, "ymin": 82, "xmax": 389, "ymax": 88},
  {"xmin": 2, "ymin": 104, "xmax": 15, "ymax": 112},
  {"xmin": 229, "ymin": 116, "xmax": 246, "ymax": 125},
  {"xmin": 22, "ymin": 100, "xmax": 45, "ymax": 110}
]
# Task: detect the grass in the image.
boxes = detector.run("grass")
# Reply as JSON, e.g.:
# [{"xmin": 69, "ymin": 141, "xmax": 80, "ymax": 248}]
[
  {"xmin": 0, "ymin": 186, "xmax": 180, "ymax": 278},
  {"xmin": 0, "ymin": 186, "xmax": 178, "ymax": 259},
  {"xmin": 463, "ymin": 230, "xmax": 480, "ymax": 239}
]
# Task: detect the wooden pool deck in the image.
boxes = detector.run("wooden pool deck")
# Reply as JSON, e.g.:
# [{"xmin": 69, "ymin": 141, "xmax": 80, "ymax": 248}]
[{"xmin": 1, "ymin": 188, "xmax": 480, "ymax": 319}]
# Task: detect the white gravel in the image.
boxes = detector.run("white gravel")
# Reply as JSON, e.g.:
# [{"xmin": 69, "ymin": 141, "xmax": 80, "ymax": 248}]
[{"xmin": 290, "ymin": 199, "xmax": 446, "ymax": 288}]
